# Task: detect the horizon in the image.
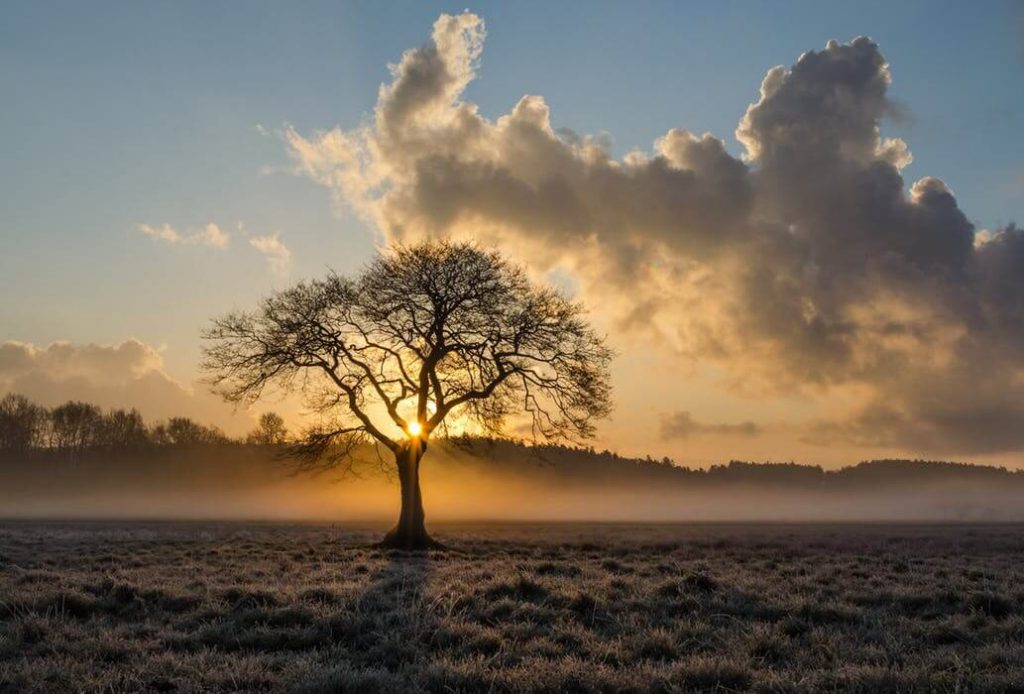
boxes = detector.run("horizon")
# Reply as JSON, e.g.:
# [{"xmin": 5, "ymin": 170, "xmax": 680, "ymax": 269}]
[
  {"xmin": 7, "ymin": 420, "xmax": 1024, "ymax": 524},
  {"xmin": 3, "ymin": 2, "xmax": 1024, "ymax": 471},
  {"xmin": 6, "ymin": 390, "xmax": 1024, "ymax": 473}
]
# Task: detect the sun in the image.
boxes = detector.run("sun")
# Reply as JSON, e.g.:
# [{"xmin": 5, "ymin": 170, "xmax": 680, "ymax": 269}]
[{"xmin": 407, "ymin": 420, "xmax": 422, "ymax": 437}]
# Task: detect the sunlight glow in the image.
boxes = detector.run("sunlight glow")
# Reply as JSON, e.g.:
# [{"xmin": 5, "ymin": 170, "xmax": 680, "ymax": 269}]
[{"xmin": 407, "ymin": 421, "xmax": 422, "ymax": 437}]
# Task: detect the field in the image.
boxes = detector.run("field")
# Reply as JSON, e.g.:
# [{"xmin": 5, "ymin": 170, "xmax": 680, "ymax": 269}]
[{"xmin": 2, "ymin": 523, "xmax": 1023, "ymax": 692}]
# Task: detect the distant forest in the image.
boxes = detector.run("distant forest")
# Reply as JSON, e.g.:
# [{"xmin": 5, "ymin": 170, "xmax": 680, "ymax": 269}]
[
  {"xmin": 2, "ymin": 393, "xmax": 1022, "ymax": 490},
  {"xmin": 0, "ymin": 393, "xmax": 286, "ymax": 453}
]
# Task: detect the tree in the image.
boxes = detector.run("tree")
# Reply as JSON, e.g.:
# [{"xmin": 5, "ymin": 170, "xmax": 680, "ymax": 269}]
[
  {"xmin": 99, "ymin": 408, "xmax": 150, "ymax": 449},
  {"xmin": 160, "ymin": 417, "xmax": 229, "ymax": 446},
  {"xmin": 148, "ymin": 422, "xmax": 172, "ymax": 446},
  {"xmin": 247, "ymin": 412, "xmax": 288, "ymax": 445},
  {"xmin": 0, "ymin": 393, "xmax": 48, "ymax": 453},
  {"xmin": 49, "ymin": 401, "xmax": 103, "ymax": 454},
  {"xmin": 203, "ymin": 241, "xmax": 613, "ymax": 548}
]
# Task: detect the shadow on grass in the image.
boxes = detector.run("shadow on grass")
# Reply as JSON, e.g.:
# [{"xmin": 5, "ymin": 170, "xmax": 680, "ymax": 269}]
[{"xmin": 297, "ymin": 551, "xmax": 437, "ymax": 692}]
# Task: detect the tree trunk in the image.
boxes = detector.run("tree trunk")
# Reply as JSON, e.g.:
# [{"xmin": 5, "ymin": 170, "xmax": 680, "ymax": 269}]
[{"xmin": 378, "ymin": 443, "xmax": 442, "ymax": 550}]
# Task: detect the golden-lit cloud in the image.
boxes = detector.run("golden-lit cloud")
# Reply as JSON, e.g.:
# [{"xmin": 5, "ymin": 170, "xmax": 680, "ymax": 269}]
[
  {"xmin": 285, "ymin": 14, "xmax": 1024, "ymax": 455},
  {"xmin": 139, "ymin": 222, "xmax": 229, "ymax": 248},
  {"xmin": 249, "ymin": 232, "xmax": 292, "ymax": 278}
]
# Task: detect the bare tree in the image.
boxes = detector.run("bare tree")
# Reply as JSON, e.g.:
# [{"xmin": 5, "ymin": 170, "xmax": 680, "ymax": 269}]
[
  {"xmin": 247, "ymin": 412, "xmax": 289, "ymax": 445},
  {"xmin": 158, "ymin": 417, "xmax": 229, "ymax": 446},
  {"xmin": 0, "ymin": 394, "xmax": 48, "ymax": 453},
  {"xmin": 99, "ymin": 408, "xmax": 150, "ymax": 449},
  {"xmin": 203, "ymin": 241, "xmax": 613, "ymax": 549},
  {"xmin": 49, "ymin": 401, "xmax": 103, "ymax": 455}
]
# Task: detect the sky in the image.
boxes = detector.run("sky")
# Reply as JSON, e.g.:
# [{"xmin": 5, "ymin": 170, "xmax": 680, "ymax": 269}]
[{"xmin": 2, "ymin": 1, "xmax": 1023, "ymax": 467}]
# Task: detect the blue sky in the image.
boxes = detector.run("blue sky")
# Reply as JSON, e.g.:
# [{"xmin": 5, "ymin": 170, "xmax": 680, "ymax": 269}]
[{"xmin": 2, "ymin": 1, "xmax": 1023, "ymax": 462}]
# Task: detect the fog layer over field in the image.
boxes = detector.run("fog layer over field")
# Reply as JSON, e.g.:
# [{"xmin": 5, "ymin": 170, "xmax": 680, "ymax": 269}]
[{"xmin": 2, "ymin": 443, "xmax": 1024, "ymax": 522}]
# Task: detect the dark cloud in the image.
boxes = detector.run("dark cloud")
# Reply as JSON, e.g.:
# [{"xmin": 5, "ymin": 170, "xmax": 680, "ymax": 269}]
[
  {"xmin": 660, "ymin": 411, "xmax": 760, "ymax": 441},
  {"xmin": 287, "ymin": 15, "xmax": 1024, "ymax": 454}
]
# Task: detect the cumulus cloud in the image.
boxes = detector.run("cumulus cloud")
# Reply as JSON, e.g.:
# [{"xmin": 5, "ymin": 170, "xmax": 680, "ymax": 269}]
[
  {"xmin": 249, "ymin": 233, "xmax": 292, "ymax": 277},
  {"xmin": 660, "ymin": 411, "xmax": 760, "ymax": 440},
  {"xmin": 285, "ymin": 14, "xmax": 1024, "ymax": 455},
  {"xmin": 0, "ymin": 340, "xmax": 252, "ymax": 434},
  {"xmin": 139, "ymin": 222, "xmax": 229, "ymax": 248}
]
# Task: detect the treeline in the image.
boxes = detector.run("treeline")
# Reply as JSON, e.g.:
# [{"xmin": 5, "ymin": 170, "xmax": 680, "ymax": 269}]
[
  {"xmin": 456, "ymin": 437, "xmax": 1024, "ymax": 487},
  {"xmin": 0, "ymin": 394, "xmax": 287, "ymax": 455},
  {"xmin": 4, "ymin": 394, "xmax": 1022, "ymax": 487}
]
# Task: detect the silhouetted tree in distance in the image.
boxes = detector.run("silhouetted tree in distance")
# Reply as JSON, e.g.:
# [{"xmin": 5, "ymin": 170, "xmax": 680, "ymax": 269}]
[
  {"xmin": 49, "ymin": 401, "xmax": 103, "ymax": 454},
  {"xmin": 155, "ymin": 417, "xmax": 229, "ymax": 446},
  {"xmin": 247, "ymin": 412, "xmax": 288, "ymax": 445},
  {"xmin": 0, "ymin": 394, "xmax": 47, "ymax": 452},
  {"xmin": 98, "ymin": 408, "xmax": 150, "ymax": 449},
  {"xmin": 203, "ymin": 241, "xmax": 614, "ymax": 548}
]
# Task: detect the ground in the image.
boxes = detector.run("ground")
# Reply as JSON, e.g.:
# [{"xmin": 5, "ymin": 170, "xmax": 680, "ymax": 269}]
[{"xmin": 1, "ymin": 522, "xmax": 1023, "ymax": 693}]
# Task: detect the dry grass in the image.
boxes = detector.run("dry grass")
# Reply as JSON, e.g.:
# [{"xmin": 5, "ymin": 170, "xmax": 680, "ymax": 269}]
[{"xmin": 1, "ymin": 522, "xmax": 1023, "ymax": 692}]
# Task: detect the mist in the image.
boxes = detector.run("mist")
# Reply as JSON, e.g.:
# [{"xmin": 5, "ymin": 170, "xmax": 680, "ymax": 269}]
[{"xmin": 3, "ymin": 443, "xmax": 1023, "ymax": 523}]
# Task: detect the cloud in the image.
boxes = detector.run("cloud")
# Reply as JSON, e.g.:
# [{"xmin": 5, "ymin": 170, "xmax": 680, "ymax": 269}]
[
  {"xmin": 0, "ymin": 340, "xmax": 252, "ymax": 435},
  {"xmin": 139, "ymin": 222, "xmax": 229, "ymax": 248},
  {"xmin": 660, "ymin": 411, "xmax": 760, "ymax": 440},
  {"xmin": 138, "ymin": 223, "xmax": 182, "ymax": 243},
  {"xmin": 249, "ymin": 233, "xmax": 292, "ymax": 277},
  {"xmin": 139, "ymin": 221, "xmax": 293, "ymax": 277},
  {"xmin": 285, "ymin": 14, "xmax": 1024, "ymax": 455}
]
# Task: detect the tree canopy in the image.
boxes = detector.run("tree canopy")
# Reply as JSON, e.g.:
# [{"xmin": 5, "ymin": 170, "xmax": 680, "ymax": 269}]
[{"xmin": 204, "ymin": 240, "xmax": 613, "ymax": 464}]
